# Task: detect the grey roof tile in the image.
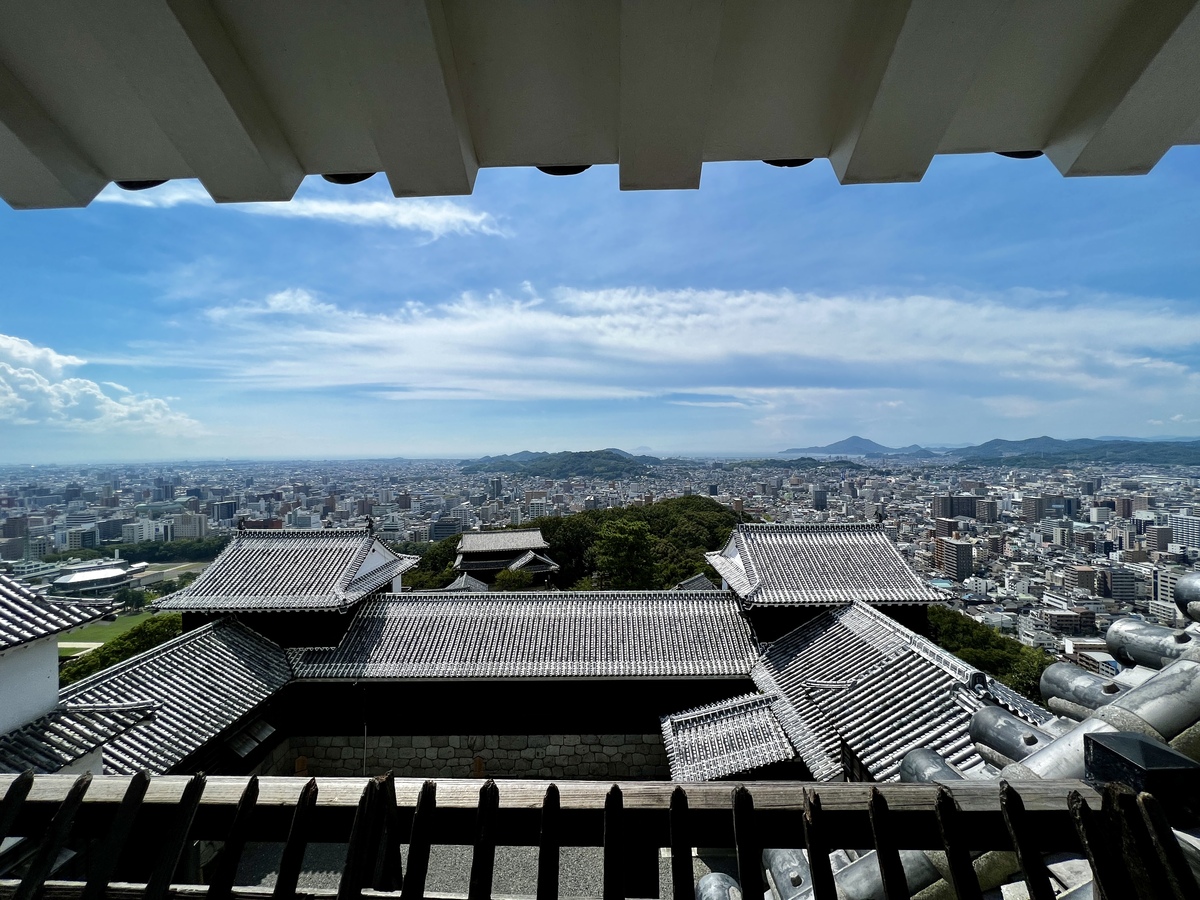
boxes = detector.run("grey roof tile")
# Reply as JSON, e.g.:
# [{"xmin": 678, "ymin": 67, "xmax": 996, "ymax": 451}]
[
  {"xmin": 707, "ymin": 523, "xmax": 941, "ymax": 607},
  {"xmin": 674, "ymin": 573, "xmax": 720, "ymax": 591},
  {"xmin": 458, "ymin": 529, "xmax": 549, "ymax": 554},
  {"xmin": 0, "ymin": 703, "xmax": 155, "ymax": 774},
  {"xmin": 289, "ymin": 592, "xmax": 758, "ymax": 680},
  {"xmin": 155, "ymin": 529, "xmax": 418, "ymax": 612},
  {"xmin": 754, "ymin": 602, "xmax": 1049, "ymax": 781},
  {"xmin": 59, "ymin": 619, "xmax": 291, "ymax": 774},
  {"xmin": 660, "ymin": 692, "xmax": 795, "ymax": 781},
  {"xmin": 0, "ymin": 573, "xmax": 106, "ymax": 652}
]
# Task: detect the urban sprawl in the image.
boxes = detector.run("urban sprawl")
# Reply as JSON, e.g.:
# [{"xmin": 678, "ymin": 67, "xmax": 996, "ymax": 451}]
[{"xmin": 2, "ymin": 454, "xmax": 1198, "ymax": 677}]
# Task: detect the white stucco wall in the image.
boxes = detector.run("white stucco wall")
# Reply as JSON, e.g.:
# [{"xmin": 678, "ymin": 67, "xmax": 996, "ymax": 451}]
[
  {"xmin": 0, "ymin": 636, "xmax": 60, "ymax": 734},
  {"xmin": 59, "ymin": 747, "xmax": 104, "ymax": 776}
]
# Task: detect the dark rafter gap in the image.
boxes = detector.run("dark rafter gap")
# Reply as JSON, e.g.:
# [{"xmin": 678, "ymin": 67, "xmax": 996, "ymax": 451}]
[
  {"xmin": 933, "ymin": 787, "xmax": 983, "ymax": 900},
  {"xmin": 274, "ymin": 778, "xmax": 319, "ymax": 900},
  {"xmin": 338, "ymin": 777, "xmax": 382, "ymax": 900},
  {"xmin": 1068, "ymin": 790, "xmax": 1135, "ymax": 900},
  {"xmin": 13, "ymin": 773, "xmax": 92, "ymax": 900},
  {"xmin": 998, "ymin": 782, "xmax": 1055, "ymax": 900},
  {"xmin": 81, "ymin": 771, "xmax": 151, "ymax": 900},
  {"xmin": 603, "ymin": 785, "xmax": 624, "ymax": 900},
  {"xmin": 732, "ymin": 786, "xmax": 763, "ymax": 897},
  {"xmin": 145, "ymin": 773, "xmax": 207, "ymax": 900},
  {"xmin": 1135, "ymin": 792, "xmax": 1200, "ymax": 900},
  {"xmin": 1104, "ymin": 784, "xmax": 1175, "ymax": 900},
  {"xmin": 374, "ymin": 772, "xmax": 404, "ymax": 892},
  {"xmin": 207, "ymin": 776, "xmax": 260, "ymax": 900},
  {"xmin": 802, "ymin": 789, "xmax": 838, "ymax": 900},
  {"xmin": 669, "ymin": 787, "xmax": 693, "ymax": 900},
  {"xmin": 867, "ymin": 788, "xmax": 910, "ymax": 900},
  {"xmin": 0, "ymin": 770, "xmax": 34, "ymax": 843},
  {"xmin": 536, "ymin": 784, "xmax": 560, "ymax": 900},
  {"xmin": 401, "ymin": 780, "xmax": 437, "ymax": 900},
  {"xmin": 468, "ymin": 780, "xmax": 500, "ymax": 900}
]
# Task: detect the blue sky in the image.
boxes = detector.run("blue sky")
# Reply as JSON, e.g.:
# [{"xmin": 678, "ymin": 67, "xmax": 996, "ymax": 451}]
[{"xmin": 2, "ymin": 148, "xmax": 1200, "ymax": 463}]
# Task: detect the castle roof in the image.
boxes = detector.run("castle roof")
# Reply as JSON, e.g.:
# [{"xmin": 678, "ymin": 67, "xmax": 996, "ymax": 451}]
[
  {"xmin": 289, "ymin": 591, "xmax": 757, "ymax": 680},
  {"xmin": 0, "ymin": 573, "xmax": 106, "ymax": 652},
  {"xmin": 659, "ymin": 692, "xmax": 795, "ymax": 782},
  {"xmin": 706, "ymin": 522, "xmax": 941, "ymax": 607},
  {"xmin": 155, "ymin": 529, "xmax": 418, "ymax": 612},
  {"xmin": 58, "ymin": 619, "xmax": 291, "ymax": 774}
]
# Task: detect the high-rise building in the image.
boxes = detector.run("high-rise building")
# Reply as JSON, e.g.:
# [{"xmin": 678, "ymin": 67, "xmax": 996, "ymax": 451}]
[
  {"xmin": 1020, "ymin": 495, "xmax": 1045, "ymax": 522},
  {"xmin": 1146, "ymin": 525, "xmax": 1173, "ymax": 552},
  {"xmin": 1168, "ymin": 513, "xmax": 1200, "ymax": 548},
  {"xmin": 936, "ymin": 537, "xmax": 973, "ymax": 583},
  {"xmin": 174, "ymin": 511, "xmax": 209, "ymax": 540}
]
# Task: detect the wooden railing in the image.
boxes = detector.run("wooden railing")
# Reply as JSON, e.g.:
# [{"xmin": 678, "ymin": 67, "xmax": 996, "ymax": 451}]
[{"xmin": 0, "ymin": 773, "xmax": 1195, "ymax": 900}]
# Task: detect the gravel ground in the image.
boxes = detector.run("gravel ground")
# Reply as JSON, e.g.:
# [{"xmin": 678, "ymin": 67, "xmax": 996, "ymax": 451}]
[{"xmin": 235, "ymin": 842, "xmax": 742, "ymax": 898}]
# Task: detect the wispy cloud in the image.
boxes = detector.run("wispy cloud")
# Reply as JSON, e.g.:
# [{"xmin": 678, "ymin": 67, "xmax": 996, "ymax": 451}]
[
  {"xmin": 0, "ymin": 333, "xmax": 200, "ymax": 434},
  {"xmin": 122, "ymin": 284, "xmax": 1200, "ymax": 446},
  {"xmin": 94, "ymin": 180, "xmax": 505, "ymax": 240}
]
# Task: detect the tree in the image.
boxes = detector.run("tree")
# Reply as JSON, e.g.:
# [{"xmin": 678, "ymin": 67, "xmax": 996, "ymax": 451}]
[
  {"xmin": 113, "ymin": 586, "xmax": 148, "ymax": 610},
  {"xmin": 493, "ymin": 568, "xmax": 533, "ymax": 591},
  {"xmin": 402, "ymin": 534, "xmax": 460, "ymax": 590},
  {"xmin": 590, "ymin": 519, "xmax": 658, "ymax": 590},
  {"xmin": 60, "ymin": 613, "xmax": 183, "ymax": 686},
  {"xmin": 926, "ymin": 604, "xmax": 1050, "ymax": 701}
]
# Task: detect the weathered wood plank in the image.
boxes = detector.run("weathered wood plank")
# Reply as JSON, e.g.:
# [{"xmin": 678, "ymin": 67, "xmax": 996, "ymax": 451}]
[
  {"xmin": 933, "ymin": 787, "xmax": 982, "ymax": 900},
  {"xmin": 81, "ymin": 770, "xmax": 150, "ymax": 900},
  {"xmin": 535, "ymin": 785, "xmax": 560, "ymax": 900},
  {"xmin": 602, "ymin": 786, "xmax": 623, "ymax": 900},
  {"xmin": 146, "ymin": 774, "xmax": 206, "ymax": 900},
  {"xmin": 668, "ymin": 787, "xmax": 691, "ymax": 900},
  {"xmin": 14, "ymin": 774, "xmax": 91, "ymax": 900},
  {"xmin": 274, "ymin": 779, "xmax": 319, "ymax": 900},
  {"xmin": 867, "ymin": 787, "xmax": 910, "ymax": 900},
  {"xmin": 206, "ymin": 776, "xmax": 259, "ymax": 900},
  {"xmin": 400, "ymin": 781, "xmax": 436, "ymax": 900},
  {"xmin": 467, "ymin": 780, "xmax": 499, "ymax": 900},
  {"xmin": 999, "ymin": 781, "xmax": 1055, "ymax": 900}
]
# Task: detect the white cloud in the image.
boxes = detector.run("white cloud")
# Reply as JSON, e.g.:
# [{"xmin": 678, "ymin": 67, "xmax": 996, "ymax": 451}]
[
  {"xmin": 0, "ymin": 333, "xmax": 83, "ymax": 377},
  {"xmin": 0, "ymin": 333, "xmax": 200, "ymax": 434},
  {"xmin": 122, "ymin": 283, "xmax": 1200, "ymax": 443},
  {"xmin": 94, "ymin": 180, "xmax": 504, "ymax": 240}
]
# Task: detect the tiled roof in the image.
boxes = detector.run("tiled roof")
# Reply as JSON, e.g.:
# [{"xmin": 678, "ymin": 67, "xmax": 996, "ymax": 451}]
[
  {"xmin": 289, "ymin": 592, "xmax": 758, "ymax": 680},
  {"xmin": 155, "ymin": 529, "xmax": 418, "ymax": 612},
  {"xmin": 674, "ymin": 573, "xmax": 719, "ymax": 591},
  {"xmin": 754, "ymin": 602, "xmax": 1024, "ymax": 781},
  {"xmin": 0, "ymin": 573, "xmax": 106, "ymax": 652},
  {"xmin": 660, "ymin": 693, "xmax": 795, "ymax": 781},
  {"xmin": 507, "ymin": 550, "xmax": 560, "ymax": 573},
  {"xmin": 59, "ymin": 619, "xmax": 292, "ymax": 774},
  {"xmin": 458, "ymin": 529, "xmax": 549, "ymax": 554},
  {"xmin": 706, "ymin": 523, "xmax": 941, "ymax": 607},
  {"xmin": 431, "ymin": 573, "xmax": 491, "ymax": 592},
  {"xmin": 0, "ymin": 703, "xmax": 156, "ymax": 774}
]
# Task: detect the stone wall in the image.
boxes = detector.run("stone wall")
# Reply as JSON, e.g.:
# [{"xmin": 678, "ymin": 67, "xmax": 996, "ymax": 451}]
[{"xmin": 260, "ymin": 733, "xmax": 669, "ymax": 780}]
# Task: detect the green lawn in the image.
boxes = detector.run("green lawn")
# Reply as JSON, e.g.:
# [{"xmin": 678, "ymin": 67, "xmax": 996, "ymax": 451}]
[{"xmin": 60, "ymin": 611, "xmax": 153, "ymax": 647}]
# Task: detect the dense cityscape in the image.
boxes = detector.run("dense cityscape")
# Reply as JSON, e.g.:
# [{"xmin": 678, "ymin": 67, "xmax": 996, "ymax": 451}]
[{"xmin": 4, "ymin": 445, "xmax": 1198, "ymax": 682}]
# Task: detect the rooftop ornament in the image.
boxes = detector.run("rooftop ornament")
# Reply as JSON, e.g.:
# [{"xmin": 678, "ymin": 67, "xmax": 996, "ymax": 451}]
[
  {"xmin": 536, "ymin": 165, "xmax": 591, "ymax": 176},
  {"xmin": 321, "ymin": 173, "xmax": 375, "ymax": 184}
]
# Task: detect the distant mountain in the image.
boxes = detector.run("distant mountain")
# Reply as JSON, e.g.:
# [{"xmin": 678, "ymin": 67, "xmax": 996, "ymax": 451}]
[
  {"xmin": 953, "ymin": 436, "xmax": 1200, "ymax": 466},
  {"xmin": 780, "ymin": 436, "xmax": 934, "ymax": 457},
  {"xmin": 460, "ymin": 449, "xmax": 660, "ymax": 478}
]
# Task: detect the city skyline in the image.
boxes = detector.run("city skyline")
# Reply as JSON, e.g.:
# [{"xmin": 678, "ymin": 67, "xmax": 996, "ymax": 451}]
[{"xmin": 3, "ymin": 149, "xmax": 1200, "ymax": 463}]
